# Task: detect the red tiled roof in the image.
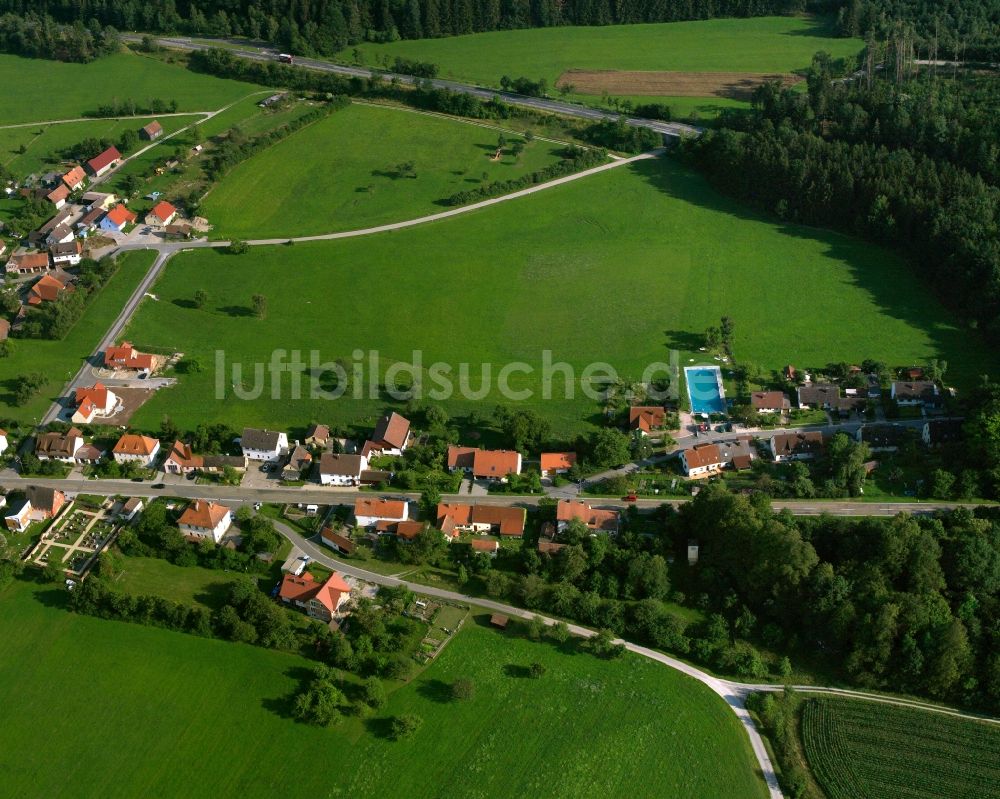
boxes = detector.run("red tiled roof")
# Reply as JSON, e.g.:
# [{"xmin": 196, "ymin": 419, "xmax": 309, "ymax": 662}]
[
  {"xmin": 142, "ymin": 121, "xmax": 163, "ymax": 136},
  {"xmin": 447, "ymin": 445, "xmax": 477, "ymax": 469},
  {"xmin": 279, "ymin": 571, "xmax": 351, "ymax": 613},
  {"xmin": 470, "ymin": 538, "xmax": 499, "ymax": 552},
  {"xmin": 10, "ymin": 252, "xmax": 51, "ymax": 271},
  {"xmin": 541, "ymin": 452, "xmax": 576, "ymax": 472},
  {"xmin": 354, "ymin": 497, "xmax": 407, "ymax": 520},
  {"xmin": 556, "ymin": 499, "xmax": 619, "ymax": 533},
  {"xmin": 113, "ymin": 433, "xmax": 159, "ymax": 456},
  {"xmin": 371, "ymin": 412, "xmax": 410, "ymax": 450},
  {"xmin": 47, "ymin": 184, "xmax": 70, "ymax": 204},
  {"xmin": 436, "ymin": 502, "xmax": 526, "ymax": 537},
  {"xmin": 105, "ymin": 204, "xmax": 136, "ymax": 227},
  {"xmin": 28, "ymin": 273, "xmax": 66, "ymax": 304},
  {"xmin": 472, "ymin": 449, "xmax": 520, "ymax": 478},
  {"xmin": 178, "ymin": 500, "xmax": 230, "ymax": 530},
  {"xmin": 74, "ymin": 383, "xmax": 111, "ymax": 410},
  {"xmin": 148, "ymin": 200, "xmax": 177, "ymax": 222},
  {"xmin": 166, "ymin": 440, "xmax": 204, "ymax": 469},
  {"xmin": 751, "ymin": 391, "xmax": 788, "ymax": 410},
  {"xmin": 87, "ymin": 146, "xmax": 121, "ymax": 173},
  {"xmin": 62, "ymin": 165, "xmax": 86, "ymax": 188},
  {"xmin": 629, "ymin": 406, "xmax": 665, "ymax": 432},
  {"xmin": 104, "ymin": 341, "xmax": 154, "ymax": 370}
]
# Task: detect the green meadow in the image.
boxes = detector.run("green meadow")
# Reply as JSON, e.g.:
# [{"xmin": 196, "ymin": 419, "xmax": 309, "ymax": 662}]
[
  {"xmin": 0, "ymin": 581, "xmax": 768, "ymax": 798},
  {"xmin": 201, "ymin": 101, "xmax": 578, "ymax": 238},
  {"xmin": 123, "ymin": 157, "xmax": 994, "ymax": 439}
]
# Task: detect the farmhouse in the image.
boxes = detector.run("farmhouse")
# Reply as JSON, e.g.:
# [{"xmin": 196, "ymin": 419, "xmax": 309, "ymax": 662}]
[
  {"xmin": 446, "ymin": 446, "xmax": 522, "ymax": 480},
  {"xmin": 630, "ymin": 406, "xmax": 666, "ymax": 434},
  {"xmin": 751, "ymin": 391, "xmax": 790, "ymax": 414},
  {"xmin": 240, "ymin": 427, "xmax": 288, "ymax": 461},
  {"xmin": 145, "ymin": 200, "xmax": 177, "ymax": 227},
  {"xmin": 50, "ymin": 239, "xmax": 83, "ymax": 267},
  {"xmin": 112, "ymin": 434, "xmax": 160, "ymax": 467},
  {"xmin": 72, "ymin": 383, "xmax": 119, "ymax": 424},
  {"xmin": 140, "ymin": 120, "xmax": 163, "ymax": 140},
  {"xmin": 556, "ymin": 499, "xmax": 619, "ymax": 534},
  {"xmin": 6, "ymin": 251, "xmax": 52, "ymax": 275},
  {"xmin": 680, "ymin": 443, "xmax": 726, "ymax": 478},
  {"xmin": 46, "ymin": 183, "xmax": 70, "ymax": 209},
  {"xmin": 82, "ymin": 191, "xmax": 116, "ymax": 210},
  {"xmin": 278, "ymin": 571, "xmax": 352, "ymax": 622},
  {"xmin": 891, "ymin": 380, "xmax": 940, "ymax": 408},
  {"xmin": 27, "ymin": 274, "xmax": 71, "ymax": 305},
  {"xmin": 35, "ymin": 427, "xmax": 83, "ymax": 462},
  {"xmin": 100, "ymin": 204, "xmax": 136, "ymax": 233},
  {"xmin": 436, "ymin": 502, "xmax": 526, "ymax": 538},
  {"xmin": 923, "ymin": 419, "xmax": 964, "ymax": 446},
  {"xmin": 103, "ymin": 341, "xmax": 154, "ymax": 372},
  {"xmin": 177, "ymin": 500, "xmax": 232, "ymax": 544},
  {"xmin": 61, "ymin": 165, "xmax": 86, "ymax": 191},
  {"xmin": 354, "ymin": 497, "xmax": 408, "ymax": 528},
  {"xmin": 770, "ymin": 431, "xmax": 824, "ymax": 462},
  {"xmin": 320, "ymin": 526, "xmax": 356, "ymax": 554},
  {"xmin": 318, "ymin": 453, "xmax": 367, "ymax": 486},
  {"xmin": 361, "ymin": 412, "xmax": 411, "ymax": 457},
  {"xmin": 540, "ymin": 452, "xmax": 576, "ymax": 476},
  {"xmin": 86, "ymin": 146, "xmax": 122, "ymax": 177},
  {"xmin": 857, "ymin": 423, "xmax": 909, "ymax": 452}
]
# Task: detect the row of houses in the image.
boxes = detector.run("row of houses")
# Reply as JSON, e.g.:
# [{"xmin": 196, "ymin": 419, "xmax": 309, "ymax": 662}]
[
  {"xmin": 33, "ymin": 427, "xmax": 160, "ymax": 467},
  {"xmin": 750, "ymin": 380, "xmax": 942, "ymax": 415}
]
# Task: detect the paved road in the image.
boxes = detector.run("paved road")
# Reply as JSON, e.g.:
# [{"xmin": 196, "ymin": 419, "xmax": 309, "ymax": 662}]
[{"xmin": 122, "ymin": 34, "xmax": 701, "ymax": 140}]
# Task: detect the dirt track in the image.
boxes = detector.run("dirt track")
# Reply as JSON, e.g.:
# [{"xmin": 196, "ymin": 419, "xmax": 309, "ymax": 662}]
[{"xmin": 557, "ymin": 69, "xmax": 803, "ymax": 99}]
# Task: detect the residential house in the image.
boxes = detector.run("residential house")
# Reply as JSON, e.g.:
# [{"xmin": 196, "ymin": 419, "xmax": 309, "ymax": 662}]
[
  {"xmin": 46, "ymin": 183, "xmax": 70, "ymax": 209},
  {"xmin": 72, "ymin": 383, "xmax": 119, "ymax": 424},
  {"xmin": 923, "ymin": 419, "xmax": 964, "ymax": 447},
  {"xmin": 61, "ymin": 165, "xmax": 86, "ymax": 191},
  {"xmin": 282, "ymin": 444, "xmax": 312, "ymax": 480},
  {"xmin": 362, "ymin": 412, "xmax": 411, "ymax": 457},
  {"xmin": 46, "ymin": 224, "xmax": 75, "ymax": 246},
  {"xmin": 163, "ymin": 440, "xmax": 202, "ymax": 474},
  {"xmin": 26, "ymin": 486, "xmax": 67, "ymax": 521},
  {"xmin": 436, "ymin": 502, "xmax": 526, "ymax": 538},
  {"xmin": 770, "ymin": 431, "xmax": 824, "ymax": 462},
  {"xmin": 103, "ymin": 341, "xmax": 154, "ymax": 372},
  {"xmin": 6, "ymin": 251, "xmax": 52, "ymax": 275},
  {"xmin": 796, "ymin": 383, "xmax": 842, "ymax": 409},
  {"xmin": 354, "ymin": 497, "xmax": 408, "ymax": 528},
  {"xmin": 85, "ymin": 146, "xmax": 122, "ymax": 178},
  {"xmin": 145, "ymin": 200, "xmax": 177, "ymax": 227},
  {"xmin": 100, "ymin": 204, "xmax": 136, "ymax": 234},
  {"xmin": 305, "ymin": 424, "xmax": 330, "ymax": 447},
  {"xmin": 318, "ymin": 453, "xmax": 367, "ymax": 486},
  {"xmin": 630, "ymin": 406, "xmax": 666, "ymax": 434},
  {"xmin": 28, "ymin": 208, "xmax": 73, "ymax": 247},
  {"xmin": 446, "ymin": 446, "xmax": 522, "ymax": 481},
  {"xmin": 540, "ymin": 452, "xmax": 576, "ymax": 476},
  {"xmin": 470, "ymin": 538, "xmax": 499, "ymax": 556},
  {"xmin": 320, "ymin": 526, "xmax": 356, "ymax": 554},
  {"xmin": 556, "ymin": 499, "xmax": 620, "ymax": 534},
  {"xmin": 4, "ymin": 499, "xmax": 32, "ymax": 532},
  {"xmin": 751, "ymin": 391, "xmax": 790, "ymax": 414},
  {"xmin": 140, "ymin": 120, "xmax": 163, "ymax": 140},
  {"xmin": 112, "ymin": 434, "xmax": 160, "ymax": 467},
  {"xmin": 680, "ymin": 443, "xmax": 726, "ymax": 478},
  {"xmin": 716, "ymin": 436, "xmax": 755, "ymax": 471},
  {"xmin": 891, "ymin": 381, "xmax": 940, "ymax": 408},
  {"xmin": 35, "ymin": 427, "xmax": 83, "ymax": 462},
  {"xmin": 120, "ymin": 497, "xmax": 144, "ymax": 521},
  {"xmin": 857, "ymin": 424, "xmax": 909, "ymax": 452},
  {"xmin": 240, "ymin": 427, "xmax": 289, "ymax": 461},
  {"xmin": 74, "ymin": 444, "xmax": 105, "ymax": 465},
  {"xmin": 50, "ymin": 239, "xmax": 83, "ymax": 266},
  {"xmin": 278, "ymin": 571, "xmax": 352, "ymax": 622},
  {"xmin": 378, "ymin": 520, "xmax": 425, "ymax": 541},
  {"xmin": 163, "ymin": 222, "xmax": 192, "ymax": 239},
  {"xmin": 27, "ymin": 274, "xmax": 71, "ymax": 306},
  {"xmin": 177, "ymin": 500, "xmax": 232, "ymax": 544},
  {"xmin": 201, "ymin": 454, "xmax": 247, "ymax": 474},
  {"xmin": 82, "ymin": 191, "xmax": 116, "ymax": 210},
  {"xmin": 76, "ymin": 207, "xmax": 104, "ymax": 236}
]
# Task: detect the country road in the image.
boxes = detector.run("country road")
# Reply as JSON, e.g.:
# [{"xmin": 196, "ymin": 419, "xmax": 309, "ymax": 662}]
[{"xmin": 122, "ymin": 34, "xmax": 701, "ymax": 140}]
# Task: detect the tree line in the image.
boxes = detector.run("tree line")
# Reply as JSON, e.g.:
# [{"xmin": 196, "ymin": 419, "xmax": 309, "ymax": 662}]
[{"xmin": 0, "ymin": 11, "xmax": 118, "ymax": 62}]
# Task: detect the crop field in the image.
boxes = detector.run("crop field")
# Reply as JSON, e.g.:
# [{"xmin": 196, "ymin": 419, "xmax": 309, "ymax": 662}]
[
  {"xmin": 0, "ymin": 250, "xmax": 155, "ymax": 426},
  {"xmin": 801, "ymin": 697, "xmax": 1000, "ymax": 799},
  {"xmin": 0, "ymin": 51, "xmax": 261, "ymax": 125},
  {"xmin": 124, "ymin": 157, "xmax": 995, "ymax": 438},
  {"xmin": 201, "ymin": 102, "xmax": 576, "ymax": 238},
  {"xmin": 0, "ymin": 582, "xmax": 767, "ymax": 798},
  {"xmin": 350, "ymin": 15, "xmax": 862, "ymax": 114}
]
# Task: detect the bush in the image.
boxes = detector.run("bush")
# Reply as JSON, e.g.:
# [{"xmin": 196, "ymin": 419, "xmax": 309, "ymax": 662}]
[
  {"xmin": 451, "ymin": 677, "xmax": 475, "ymax": 701},
  {"xmin": 528, "ymin": 662, "xmax": 546, "ymax": 678},
  {"xmin": 391, "ymin": 713, "xmax": 423, "ymax": 740}
]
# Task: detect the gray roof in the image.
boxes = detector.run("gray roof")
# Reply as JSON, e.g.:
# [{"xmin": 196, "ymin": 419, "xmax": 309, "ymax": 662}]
[
  {"xmin": 202, "ymin": 454, "xmax": 246, "ymax": 469},
  {"xmin": 241, "ymin": 428, "xmax": 283, "ymax": 451}
]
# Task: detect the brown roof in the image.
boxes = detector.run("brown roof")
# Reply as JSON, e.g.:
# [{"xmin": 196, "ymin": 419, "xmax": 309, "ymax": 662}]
[
  {"xmin": 683, "ymin": 443, "xmax": 723, "ymax": 469},
  {"xmin": 541, "ymin": 452, "xmax": 576, "ymax": 472},
  {"xmin": 537, "ymin": 538, "xmax": 566, "ymax": 554},
  {"xmin": 278, "ymin": 571, "xmax": 351, "ymax": 612},
  {"xmin": 9, "ymin": 252, "xmax": 51, "ymax": 272},
  {"xmin": 319, "ymin": 452, "xmax": 365, "ymax": 476},
  {"xmin": 750, "ymin": 391, "xmax": 788, "ymax": 411},
  {"xmin": 629, "ymin": 406, "xmax": 665, "ymax": 432},
  {"xmin": 320, "ymin": 527, "xmax": 356, "ymax": 553},
  {"xmin": 306, "ymin": 423, "xmax": 330, "ymax": 442},
  {"xmin": 28, "ymin": 273, "xmax": 67, "ymax": 304},
  {"xmin": 26, "ymin": 486, "xmax": 65, "ymax": 515},
  {"xmin": 35, "ymin": 428, "xmax": 82, "ymax": 458},
  {"xmin": 490, "ymin": 614, "xmax": 509, "ymax": 628},
  {"xmin": 892, "ymin": 381, "xmax": 939, "ymax": 401},
  {"xmin": 354, "ymin": 497, "xmax": 407, "ymax": 519},
  {"xmin": 556, "ymin": 499, "xmax": 619, "ymax": 533},
  {"xmin": 178, "ymin": 500, "xmax": 230, "ymax": 530},
  {"xmin": 113, "ymin": 433, "xmax": 159, "ymax": 456},
  {"xmin": 0, "ymin": 319, "xmax": 9, "ymax": 340},
  {"xmin": 771, "ymin": 431, "xmax": 824, "ymax": 457},
  {"xmin": 371, "ymin": 412, "xmax": 410, "ymax": 450},
  {"xmin": 142, "ymin": 120, "xmax": 163, "ymax": 137},
  {"xmin": 797, "ymin": 384, "xmax": 841, "ymax": 407},
  {"xmin": 383, "ymin": 520, "xmax": 425, "ymax": 540},
  {"xmin": 470, "ymin": 538, "xmax": 499, "ymax": 552},
  {"xmin": 47, "ymin": 184, "xmax": 70, "ymax": 204}
]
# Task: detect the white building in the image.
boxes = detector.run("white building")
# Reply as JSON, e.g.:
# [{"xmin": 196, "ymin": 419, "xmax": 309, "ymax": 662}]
[
  {"xmin": 177, "ymin": 500, "xmax": 232, "ymax": 544},
  {"xmin": 240, "ymin": 428, "xmax": 289, "ymax": 461},
  {"xmin": 354, "ymin": 497, "xmax": 408, "ymax": 528},
  {"xmin": 319, "ymin": 453, "xmax": 367, "ymax": 486}
]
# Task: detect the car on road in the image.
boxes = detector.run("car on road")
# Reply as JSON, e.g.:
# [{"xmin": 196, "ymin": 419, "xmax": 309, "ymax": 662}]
[
  {"xmin": 151, "ymin": 483, "xmax": 165, "ymax": 489},
  {"xmin": 624, "ymin": 493, "xmax": 638, "ymax": 502}
]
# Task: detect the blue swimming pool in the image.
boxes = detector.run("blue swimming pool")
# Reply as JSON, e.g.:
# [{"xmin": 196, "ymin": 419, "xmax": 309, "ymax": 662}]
[{"xmin": 684, "ymin": 365, "xmax": 726, "ymax": 415}]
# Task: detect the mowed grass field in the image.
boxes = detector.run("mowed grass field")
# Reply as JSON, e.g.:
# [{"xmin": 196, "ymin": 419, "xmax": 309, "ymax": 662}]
[
  {"xmin": 801, "ymin": 696, "xmax": 1000, "ymax": 799},
  {"xmin": 202, "ymin": 102, "xmax": 578, "ymax": 238},
  {"xmin": 124, "ymin": 157, "xmax": 995, "ymax": 438},
  {"xmin": 0, "ymin": 250, "xmax": 156, "ymax": 426},
  {"xmin": 0, "ymin": 51, "xmax": 261, "ymax": 124},
  {"xmin": 351, "ymin": 15, "xmax": 862, "ymax": 115},
  {"xmin": 0, "ymin": 582, "xmax": 768, "ymax": 798}
]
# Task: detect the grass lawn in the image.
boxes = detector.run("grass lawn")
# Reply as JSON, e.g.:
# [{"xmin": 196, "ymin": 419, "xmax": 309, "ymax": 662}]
[
  {"xmin": 201, "ymin": 101, "xmax": 576, "ymax": 238},
  {"xmin": 0, "ymin": 51, "xmax": 261, "ymax": 125},
  {"xmin": 0, "ymin": 249, "xmax": 156, "ymax": 426},
  {"xmin": 350, "ymin": 15, "xmax": 862, "ymax": 104},
  {"xmin": 115, "ymin": 555, "xmax": 242, "ymax": 609},
  {"xmin": 0, "ymin": 581, "xmax": 769, "ymax": 798},
  {"xmin": 123, "ymin": 156, "xmax": 996, "ymax": 439},
  {"xmin": 800, "ymin": 696, "xmax": 1000, "ymax": 799}
]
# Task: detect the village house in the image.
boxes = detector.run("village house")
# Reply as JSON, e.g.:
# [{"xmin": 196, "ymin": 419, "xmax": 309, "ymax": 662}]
[
  {"xmin": 50, "ymin": 239, "xmax": 83, "ymax": 267},
  {"xmin": 4, "ymin": 499, "xmax": 32, "ymax": 532},
  {"xmin": 436, "ymin": 502, "xmax": 526, "ymax": 538},
  {"xmin": 361, "ymin": 412, "xmax": 411, "ymax": 458},
  {"xmin": 72, "ymin": 383, "xmax": 119, "ymax": 424},
  {"xmin": 446, "ymin": 446, "xmax": 522, "ymax": 481},
  {"xmin": 82, "ymin": 191, "xmax": 116, "ymax": 210},
  {"xmin": 35, "ymin": 427, "xmax": 83, "ymax": 462},
  {"xmin": 320, "ymin": 526, "xmax": 356, "ymax": 554},
  {"xmin": 922, "ymin": 419, "xmax": 964, "ymax": 447},
  {"xmin": 630, "ymin": 406, "xmax": 666, "ymax": 434},
  {"xmin": 470, "ymin": 538, "xmax": 499, "ymax": 556},
  {"xmin": 240, "ymin": 427, "xmax": 289, "ymax": 461},
  {"xmin": 61, "ymin": 165, "xmax": 86, "ymax": 191},
  {"xmin": 46, "ymin": 183, "xmax": 70, "ymax": 209},
  {"xmin": 145, "ymin": 200, "xmax": 178, "ymax": 227},
  {"xmin": 28, "ymin": 208, "xmax": 73, "ymax": 247},
  {"xmin": 716, "ymin": 436, "xmax": 756, "ymax": 471},
  {"xmin": 112, "ymin": 434, "xmax": 160, "ymax": 467},
  {"xmin": 177, "ymin": 500, "xmax": 232, "ymax": 544},
  {"xmin": 76, "ymin": 207, "xmax": 105, "ymax": 236},
  {"xmin": 891, "ymin": 380, "xmax": 940, "ymax": 408},
  {"xmin": 857, "ymin": 423, "xmax": 910, "ymax": 452},
  {"xmin": 85, "ymin": 146, "xmax": 122, "ymax": 178},
  {"xmin": 27, "ymin": 274, "xmax": 71, "ymax": 306},
  {"xmin": 140, "ymin": 120, "xmax": 163, "ymax": 140},
  {"xmin": 27, "ymin": 486, "xmax": 67, "ymax": 521},
  {"xmin": 74, "ymin": 444, "xmax": 105, "ymax": 465},
  {"xmin": 751, "ymin": 391, "xmax": 790, "ymax": 414},
  {"xmin": 796, "ymin": 383, "xmax": 841, "ymax": 409},
  {"xmin": 556, "ymin": 499, "xmax": 620, "ymax": 534},
  {"xmin": 305, "ymin": 424, "xmax": 330, "ymax": 447},
  {"xmin": 770, "ymin": 431, "xmax": 824, "ymax": 462},
  {"xmin": 540, "ymin": 452, "xmax": 576, "ymax": 476},
  {"xmin": 163, "ymin": 440, "xmax": 202, "ymax": 474},
  {"xmin": 318, "ymin": 453, "xmax": 367, "ymax": 486},
  {"xmin": 282, "ymin": 444, "xmax": 312, "ymax": 480},
  {"xmin": 163, "ymin": 222, "xmax": 192, "ymax": 240},
  {"xmin": 120, "ymin": 497, "xmax": 144, "ymax": 521},
  {"xmin": 680, "ymin": 443, "xmax": 726, "ymax": 478},
  {"xmin": 378, "ymin": 519, "xmax": 425, "ymax": 541},
  {"xmin": 100, "ymin": 204, "xmax": 136, "ymax": 234},
  {"xmin": 6, "ymin": 251, "xmax": 52, "ymax": 275},
  {"xmin": 103, "ymin": 341, "xmax": 154, "ymax": 372},
  {"xmin": 278, "ymin": 571, "xmax": 352, "ymax": 622},
  {"xmin": 354, "ymin": 497, "xmax": 408, "ymax": 528},
  {"xmin": 201, "ymin": 454, "xmax": 248, "ymax": 474}
]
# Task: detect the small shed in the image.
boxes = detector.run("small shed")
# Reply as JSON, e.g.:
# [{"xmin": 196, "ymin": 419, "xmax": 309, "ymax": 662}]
[{"xmin": 490, "ymin": 613, "xmax": 509, "ymax": 629}]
